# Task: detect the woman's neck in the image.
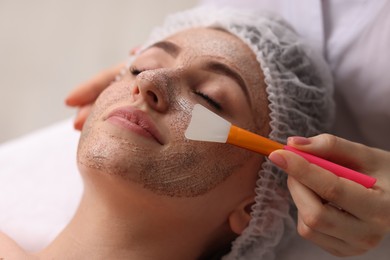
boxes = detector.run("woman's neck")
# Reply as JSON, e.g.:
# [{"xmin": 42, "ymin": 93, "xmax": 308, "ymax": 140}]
[{"xmin": 36, "ymin": 175, "xmax": 205, "ymax": 259}]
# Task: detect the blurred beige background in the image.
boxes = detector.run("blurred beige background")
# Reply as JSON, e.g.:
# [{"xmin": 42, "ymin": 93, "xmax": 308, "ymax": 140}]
[{"xmin": 0, "ymin": 0, "xmax": 198, "ymax": 143}]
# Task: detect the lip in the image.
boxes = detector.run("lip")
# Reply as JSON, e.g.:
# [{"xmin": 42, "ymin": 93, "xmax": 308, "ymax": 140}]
[{"xmin": 105, "ymin": 106, "xmax": 164, "ymax": 145}]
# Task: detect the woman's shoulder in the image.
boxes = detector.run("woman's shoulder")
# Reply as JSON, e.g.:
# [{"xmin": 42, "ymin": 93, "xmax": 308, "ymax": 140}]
[{"xmin": 0, "ymin": 232, "xmax": 36, "ymax": 259}]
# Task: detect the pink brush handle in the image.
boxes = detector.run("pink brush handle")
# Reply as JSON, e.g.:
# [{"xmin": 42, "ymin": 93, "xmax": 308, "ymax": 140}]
[{"xmin": 284, "ymin": 146, "xmax": 376, "ymax": 188}]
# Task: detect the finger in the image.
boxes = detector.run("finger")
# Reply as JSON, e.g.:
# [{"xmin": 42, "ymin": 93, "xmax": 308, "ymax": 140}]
[
  {"xmin": 288, "ymin": 176, "xmax": 351, "ymax": 238},
  {"xmin": 295, "ymin": 212, "xmax": 368, "ymax": 257},
  {"xmin": 73, "ymin": 105, "xmax": 93, "ymax": 131},
  {"xmin": 270, "ymin": 150, "xmax": 379, "ymax": 219},
  {"xmin": 65, "ymin": 62, "xmax": 125, "ymax": 107},
  {"xmin": 287, "ymin": 134, "xmax": 379, "ymax": 173},
  {"xmin": 287, "ymin": 176, "xmax": 382, "ymax": 249}
]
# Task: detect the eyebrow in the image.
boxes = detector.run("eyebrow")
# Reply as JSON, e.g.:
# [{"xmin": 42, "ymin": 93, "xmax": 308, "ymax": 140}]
[
  {"xmin": 148, "ymin": 41, "xmax": 181, "ymax": 58},
  {"xmin": 202, "ymin": 61, "xmax": 251, "ymax": 105}
]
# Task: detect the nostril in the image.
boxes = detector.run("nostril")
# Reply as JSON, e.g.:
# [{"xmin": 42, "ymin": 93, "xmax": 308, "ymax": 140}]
[
  {"xmin": 132, "ymin": 85, "xmax": 140, "ymax": 95},
  {"xmin": 147, "ymin": 90, "xmax": 158, "ymax": 103},
  {"xmin": 136, "ymin": 79, "xmax": 168, "ymax": 112}
]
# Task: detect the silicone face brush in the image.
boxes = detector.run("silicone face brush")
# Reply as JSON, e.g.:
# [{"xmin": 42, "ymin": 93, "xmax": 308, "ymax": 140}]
[{"xmin": 185, "ymin": 104, "xmax": 376, "ymax": 188}]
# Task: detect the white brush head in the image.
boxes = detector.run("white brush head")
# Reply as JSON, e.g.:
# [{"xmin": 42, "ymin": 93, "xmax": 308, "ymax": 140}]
[{"xmin": 185, "ymin": 104, "xmax": 231, "ymax": 143}]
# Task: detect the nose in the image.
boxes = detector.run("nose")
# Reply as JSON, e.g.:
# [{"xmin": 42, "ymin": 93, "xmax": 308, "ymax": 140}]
[{"xmin": 133, "ymin": 70, "xmax": 171, "ymax": 113}]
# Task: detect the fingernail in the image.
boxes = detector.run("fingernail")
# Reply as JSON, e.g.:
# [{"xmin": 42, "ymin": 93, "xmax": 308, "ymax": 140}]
[
  {"xmin": 269, "ymin": 152, "xmax": 288, "ymax": 169},
  {"xmin": 288, "ymin": 136, "xmax": 311, "ymax": 145}
]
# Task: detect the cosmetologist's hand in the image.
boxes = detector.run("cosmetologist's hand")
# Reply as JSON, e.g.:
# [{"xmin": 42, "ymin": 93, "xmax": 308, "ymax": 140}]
[
  {"xmin": 65, "ymin": 62, "xmax": 125, "ymax": 130},
  {"xmin": 269, "ymin": 134, "xmax": 390, "ymax": 257}
]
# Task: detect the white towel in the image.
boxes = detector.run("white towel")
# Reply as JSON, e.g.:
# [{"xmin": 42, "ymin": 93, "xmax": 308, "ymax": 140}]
[{"xmin": 0, "ymin": 119, "xmax": 82, "ymax": 252}]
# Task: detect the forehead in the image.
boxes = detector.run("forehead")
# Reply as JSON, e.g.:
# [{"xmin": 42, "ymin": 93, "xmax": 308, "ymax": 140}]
[{"xmin": 166, "ymin": 27, "xmax": 256, "ymax": 68}]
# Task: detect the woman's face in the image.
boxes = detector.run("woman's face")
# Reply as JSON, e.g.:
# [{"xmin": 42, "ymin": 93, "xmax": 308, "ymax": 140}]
[{"xmin": 77, "ymin": 27, "xmax": 269, "ymax": 197}]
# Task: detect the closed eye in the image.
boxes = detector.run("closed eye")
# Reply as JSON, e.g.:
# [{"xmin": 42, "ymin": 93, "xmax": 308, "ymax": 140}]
[
  {"xmin": 129, "ymin": 66, "xmax": 147, "ymax": 76},
  {"xmin": 194, "ymin": 90, "xmax": 222, "ymax": 111}
]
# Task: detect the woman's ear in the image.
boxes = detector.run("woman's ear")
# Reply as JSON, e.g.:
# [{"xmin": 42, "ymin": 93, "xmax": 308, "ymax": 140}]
[{"xmin": 228, "ymin": 196, "xmax": 255, "ymax": 235}]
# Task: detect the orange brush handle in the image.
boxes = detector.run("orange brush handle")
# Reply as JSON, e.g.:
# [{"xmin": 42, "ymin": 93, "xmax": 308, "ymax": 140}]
[{"xmin": 227, "ymin": 125, "xmax": 283, "ymax": 156}]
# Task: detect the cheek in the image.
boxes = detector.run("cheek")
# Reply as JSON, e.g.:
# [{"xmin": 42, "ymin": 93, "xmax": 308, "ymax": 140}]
[
  {"xmin": 141, "ymin": 109, "xmax": 257, "ymax": 197},
  {"xmin": 94, "ymin": 81, "xmax": 133, "ymax": 111},
  {"xmin": 141, "ymin": 138, "xmax": 256, "ymax": 197}
]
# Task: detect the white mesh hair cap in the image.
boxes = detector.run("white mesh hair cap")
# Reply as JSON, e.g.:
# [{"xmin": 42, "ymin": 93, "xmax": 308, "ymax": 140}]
[{"xmin": 125, "ymin": 6, "xmax": 335, "ymax": 260}]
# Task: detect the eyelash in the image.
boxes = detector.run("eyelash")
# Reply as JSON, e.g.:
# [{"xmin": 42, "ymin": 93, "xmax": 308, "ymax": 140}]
[
  {"xmin": 129, "ymin": 66, "xmax": 147, "ymax": 76},
  {"xmin": 194, "ymin": 90, "xmax": 222, "ymax": 111},
  {"xmin": 130, "ymin": 66, "xmax": 222, "ymax": 110}
]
